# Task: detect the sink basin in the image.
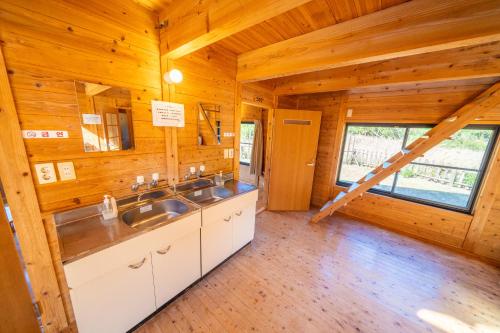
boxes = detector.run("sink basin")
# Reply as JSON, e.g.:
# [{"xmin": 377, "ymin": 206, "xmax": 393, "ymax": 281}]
[
  {"xmin": 183, "ymin": 186, "xmax": 234, "ymax": 205},
  {"xmin": 174, "ymin": 179, "xmax": 213, "ymax": 192},
  {"xmin": 116, "ymin": 190, "xmax": 168, "ymax": 207},
  {"xmin": 121, "ymin": 199, "xmax": 189, "ymax": 229}
]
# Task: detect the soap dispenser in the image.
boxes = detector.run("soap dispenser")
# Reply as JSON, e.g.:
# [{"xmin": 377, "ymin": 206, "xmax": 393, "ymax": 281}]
[{"xmin": 102, "ymin": 195, "xmax": 118, "ymax": 220}]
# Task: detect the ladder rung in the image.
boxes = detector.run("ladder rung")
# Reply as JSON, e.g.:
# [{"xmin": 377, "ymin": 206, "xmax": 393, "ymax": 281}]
[
  {"xmin": 383, "ymin": 162, "xmax": 392, "ymax": 169},
  {"xmin": 333, "ymin": 191, "xmax": 346, "ymax": 203},
  {"xmin": 348, "ymin": 183, "xmax": 359, "ymax": 192}
]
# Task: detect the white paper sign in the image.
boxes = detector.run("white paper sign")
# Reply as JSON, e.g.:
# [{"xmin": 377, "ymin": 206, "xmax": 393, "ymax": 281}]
[
  {"xmin": 152, "ymin": 101, "xmax": 185, "ymax": 127},
  {"xmin": 22, "ymin": 130, "xmax": 69, "ymax": 139},
  {"xmin": 82, "ymin": 114, "xmax": 102, "ymax": 125}
]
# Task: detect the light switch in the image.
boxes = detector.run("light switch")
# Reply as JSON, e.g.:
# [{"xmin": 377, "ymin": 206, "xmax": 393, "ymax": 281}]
[
  {"xmin": 57, "ymin": 162, "xmax": 76, "ymax": 181},
  {"xmin": 35, "ymin": 163, "xmax": 57, "ymax": 184},
  {"xmin": 224, "ymin": 149, "xmax": 229, "ymax": 159},
  {"xmin": 228, "ymin": 148, "xmax": 234, "ymax": 158}
]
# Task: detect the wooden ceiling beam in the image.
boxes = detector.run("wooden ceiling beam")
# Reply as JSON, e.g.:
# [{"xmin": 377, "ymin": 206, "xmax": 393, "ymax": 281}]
[
  {"xmin": 237, "ymin": 0, "xmax": 500, "ymax": 82},
  {"xmin": 271, "ymin": 42, "xmax": 500, "ymax": 95},
  {"xmin": 159, "ymin": 0, "xmax": 313, "ymax": 59}
]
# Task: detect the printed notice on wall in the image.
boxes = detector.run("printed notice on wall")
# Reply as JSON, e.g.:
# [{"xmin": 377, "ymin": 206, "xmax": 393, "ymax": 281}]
[
  {"xmin": 82, "ymin": 114, "xmax": 102, "ymax": 125},
  {"xmin": 22, "ymin": 130, "xmax": 69, "ymax": 139},
  {"xmin": 152, "ymin": 101, "xmax": 185, "ymax": 127}
]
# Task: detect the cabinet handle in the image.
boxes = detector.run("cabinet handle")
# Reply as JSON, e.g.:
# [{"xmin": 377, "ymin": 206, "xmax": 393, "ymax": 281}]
[
  {"xmin": 224, "ymin": 216, "xmax": 232, "ymax": 222},
  {"xmin": 156, "ymin": 245, "xmax": 171, "ymax": 255},
  {"xmin": 128, "ymin": 257, "xmax": 147, "ymax": 269},
  {"xmin": 235, "ymin": 210, "xmax": 243, "ymax": 216}
]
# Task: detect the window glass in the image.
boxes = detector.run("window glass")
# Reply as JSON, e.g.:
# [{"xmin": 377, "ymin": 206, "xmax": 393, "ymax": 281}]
[
  {"xmin": 339, "ymin": 125, "xmax": 405, "ymax": 191},
  {"xmin": 337, "ymin": 124, "xmax": 497, "ymax": 212},
  {"xmin": 395, "ymin": 127, "xmax": 494, "ymax": 209},
  {"xmin": 240, "ymin": 122, "xmax": 255, "ymax": 165}
]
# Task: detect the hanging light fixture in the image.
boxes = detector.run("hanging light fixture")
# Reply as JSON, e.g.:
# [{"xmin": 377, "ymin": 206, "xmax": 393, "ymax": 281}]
[{"xmin": 163, "ymin": 69, "xmax": 183, "ymax": 84}]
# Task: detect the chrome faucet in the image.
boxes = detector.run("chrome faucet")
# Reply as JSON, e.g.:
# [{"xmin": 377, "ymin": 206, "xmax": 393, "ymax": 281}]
[
  {"xmin": 131, "ymin": 182, "xmax": 146, "ymax": 192},
  {"xmin": 149, "ymin": 178, "xmax": 159, "ymax": 188}
]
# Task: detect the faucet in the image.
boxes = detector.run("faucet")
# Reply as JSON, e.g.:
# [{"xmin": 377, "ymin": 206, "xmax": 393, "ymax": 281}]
[{"xmin": 184, "ymin": 167, "xmax": 197, "ymax": 181}]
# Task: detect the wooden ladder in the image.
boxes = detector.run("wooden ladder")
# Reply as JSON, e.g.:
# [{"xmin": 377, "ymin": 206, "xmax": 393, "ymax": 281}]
[{"xmin": 311, "ymin": 82, "xmax": 500, "ymax": 224}]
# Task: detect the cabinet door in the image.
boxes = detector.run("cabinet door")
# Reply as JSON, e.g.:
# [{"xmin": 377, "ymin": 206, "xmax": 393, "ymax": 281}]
[
  {"xmin": 70, "ymin": 253, "xmax": 156, "ymax": 333},
  {"xmin": 152, "ymin": 230, "xmax": 201, "ymax": 307},
  {"xmin": 233, "ymin": 203, "xmax": 256, "ymax": 252},
  {"xmin": 201, "ymin": 214, "xmax": 233, "ymax": 275}
]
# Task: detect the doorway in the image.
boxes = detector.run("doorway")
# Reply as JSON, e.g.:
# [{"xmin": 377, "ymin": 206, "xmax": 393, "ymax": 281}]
[{"xmin": 238, "ymin": 104, "xmax": 268, "ymax": 212}]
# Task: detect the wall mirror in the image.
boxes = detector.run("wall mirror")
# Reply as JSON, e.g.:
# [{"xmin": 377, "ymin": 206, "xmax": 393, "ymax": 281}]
[
  {"xmin": 197, "ymin": 103, "xmax": 221, "ymax": 146},
  {"xmin": 75, "ymin": 81, "xmax": 134, "ymax": 152}
]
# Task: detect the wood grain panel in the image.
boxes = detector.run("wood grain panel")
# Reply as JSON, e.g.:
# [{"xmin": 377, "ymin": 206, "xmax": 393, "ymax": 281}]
[
  {"xmin": 270, "ymin": 42, "xmax": 500, "ymax": 95},
  {"xmin": 0, "ymin": 0, "xmax": 164, "ymax": 213},
  {"xmin": 164, "ymin": 45, "xmax": 238, "ymax": 178},
  {"xmin": 158, "ymin": 0, "xmax": 312, "ymax": 58},
  {"xmin": 217, "ymin": 0, "xmax": 407, "ymax": 54},
  {"xmin": 237, "ymin": 0, "xmax": 500, "ymax": 81},
  {"xmin": 0, "ymin": 46, "xmax": 67, "ymax": 332}
]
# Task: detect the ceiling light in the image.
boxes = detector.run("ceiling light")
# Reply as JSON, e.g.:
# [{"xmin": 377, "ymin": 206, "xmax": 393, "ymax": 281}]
[{"xmin": 164, "ymin": 69, "xmax": 183, "ymax": 84}]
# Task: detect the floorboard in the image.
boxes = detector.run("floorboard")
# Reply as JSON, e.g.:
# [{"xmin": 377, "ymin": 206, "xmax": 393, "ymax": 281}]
[{"xmin": 135, "ymin": 211, "xmax": 500, "ymax": 333}]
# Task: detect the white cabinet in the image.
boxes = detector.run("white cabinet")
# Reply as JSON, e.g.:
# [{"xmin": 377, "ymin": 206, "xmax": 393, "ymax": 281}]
[
  {"xmin": 151, "ymin": 229, "xmax": 201, "ymax": 306},
  {"xmin": 201, "ymin": 190, "xmax": 258, "ymax": 276},
  {"xmin": 233, "ymin": 203, "xmax": 256, "ymax": 252},
  {"xmin": 69, "ymin": 252, "xmax": 155, "ymax": 333},
  {"xmin": 201, "ymin": 213, "xmax": 234, "ymax": 275},
  {"xmin": 64, "ymin": 211, "xmax": 202, "ymax": 333}
]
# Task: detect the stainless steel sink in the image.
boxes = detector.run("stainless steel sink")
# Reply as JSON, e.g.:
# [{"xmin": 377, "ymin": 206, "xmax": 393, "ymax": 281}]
[
  {"xmin": 182, "ymin": 186, "xmax": 234, "ymax": 206},
  {"xmin": 174, "ymin": 179, "xmax": 213, "ymax": 192},
  {"xmin": 116, "ymin": 189, "xmax": 169, "ymax": 207},
  {"xmin": 121, "ymin": 198, "xmax": 189, "ymax": 229}
]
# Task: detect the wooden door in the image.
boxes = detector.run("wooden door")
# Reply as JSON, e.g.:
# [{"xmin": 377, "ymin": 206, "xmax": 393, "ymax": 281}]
[
  {"xmin": 0, "ymin": 199, "xmax": 40, "ymax": 333},
  {"xmin": 151, "ymin": 230, "xmax": 201, "ymax": 307},
  {"xmin": 268, "ymin": 109, "xmax": 322, "ymax": 211}
]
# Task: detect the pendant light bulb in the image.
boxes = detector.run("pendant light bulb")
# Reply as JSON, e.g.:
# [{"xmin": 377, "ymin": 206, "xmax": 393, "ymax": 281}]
[{"xmin": 164, "ymin": 69, "xmax": 183, "ymax": 84}]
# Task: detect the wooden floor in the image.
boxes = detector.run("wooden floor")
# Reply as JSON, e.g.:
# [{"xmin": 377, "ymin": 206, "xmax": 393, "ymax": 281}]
[{"xmin": 135, "ymin": 211, "xmax": 500, "ymax": 333}]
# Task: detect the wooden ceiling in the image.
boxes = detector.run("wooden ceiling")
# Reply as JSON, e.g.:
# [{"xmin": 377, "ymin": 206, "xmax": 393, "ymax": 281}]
[
  {"xmin": 133, "ymin": 0, "xmax": 173, "ymax": 12},
  {"xmin": 216, "ymin": 0, "xmax": 408, "ymax": 54}
]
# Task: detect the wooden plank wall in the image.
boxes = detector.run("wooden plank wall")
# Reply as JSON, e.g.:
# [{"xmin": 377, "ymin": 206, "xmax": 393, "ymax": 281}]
[
  {"xmin": 0, "ymin": 0, "xmax": 164, "ymax": 213},
  {"xmin": 168, "ymin": 45, "xmax": 237, "ymax": 178},
  {"xmin": 280, "ymin": 81, "xmax": 500, "ymax": 261}
]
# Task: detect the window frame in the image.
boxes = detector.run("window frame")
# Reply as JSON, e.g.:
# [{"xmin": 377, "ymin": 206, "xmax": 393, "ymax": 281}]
[{"xmin": 336, "ymin": 123, "xmax": 499, "ymax": 214}]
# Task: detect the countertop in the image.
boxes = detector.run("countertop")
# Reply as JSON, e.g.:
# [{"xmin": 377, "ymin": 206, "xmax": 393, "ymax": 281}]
[{"xmin": 56, "ymin": 180, "xmax": 257, "ymax": 264}]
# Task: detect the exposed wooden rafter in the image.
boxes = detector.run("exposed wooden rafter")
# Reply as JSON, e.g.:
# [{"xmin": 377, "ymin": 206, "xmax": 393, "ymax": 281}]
[
  {"xmin": 271, "ymin": 42, "xmax": 500, "ymax": 95},
  {"xmin": 159, "ymin": 0, "xmax": 313, "ymax": 59},
  {"xmin": 237, "ymin": 0, "xmax": 500, "ymax": 82},
  {"xmin": 311, "ymin": 81, "xmax": 500, "ymax": 224}
]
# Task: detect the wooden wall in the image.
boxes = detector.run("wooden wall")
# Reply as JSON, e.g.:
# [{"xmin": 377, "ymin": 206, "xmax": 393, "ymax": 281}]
[
  {"xmin": 0, "ymin": 0, "xmax": 164, "ymax": 213},
  {"xmin": 168, "ymin": 45, "xmax": 237, "ymax": 178},
  {"xmin": 280, "ymin": 81, "xmax": 500, "ymax": 262}
]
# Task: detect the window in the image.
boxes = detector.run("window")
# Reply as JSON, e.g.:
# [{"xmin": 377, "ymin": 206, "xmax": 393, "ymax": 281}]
[
  {"xmin": 337, "ymin": 124, "xmax": 498, "ymax": 213},
  {"xmin": 240, "ymin": 122, "xmax": 255, "ymax": 165}
]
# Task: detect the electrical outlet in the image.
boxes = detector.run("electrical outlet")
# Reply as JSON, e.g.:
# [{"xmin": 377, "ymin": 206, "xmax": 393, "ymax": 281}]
[
  {"xmin": 57, "ymin": 162, "xmax": 76, "ymax": 181},
  {"xmin": 228, "ymin": 148, "xmax": 234, "ymax": 158},
  {"xmin": 35, "ymin": 163, "xmax": 57, "ymax": 184},
  {"xmin": 224, "ymin": 149, "xmax": 229, "ymax": 159},
  {"xmin": 347, "ymin": 108, "xmax": 353, "ymax": 117}
]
